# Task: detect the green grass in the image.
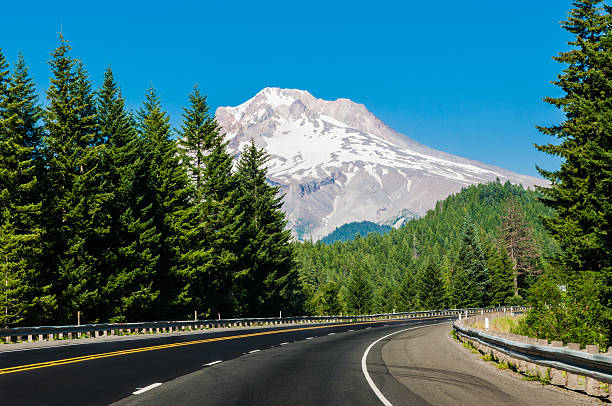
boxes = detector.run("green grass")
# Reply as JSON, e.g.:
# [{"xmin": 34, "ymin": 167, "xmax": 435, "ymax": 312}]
[
  {"xmin": 481, "ymin": 353, "xmax": 494, "ymax": 362},
  {"xmin": 462, "ymin": 340, "xmax": 480, "ymax": 354},
  {"xmin": 496, "ymin": 361, "xmax": 510, "ymax": 370}
]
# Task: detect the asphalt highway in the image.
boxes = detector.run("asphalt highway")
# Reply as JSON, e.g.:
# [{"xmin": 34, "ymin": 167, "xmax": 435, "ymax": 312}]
[{"xmin": 0, "ymin": 315, "xmax": 454, "ymax": 405}]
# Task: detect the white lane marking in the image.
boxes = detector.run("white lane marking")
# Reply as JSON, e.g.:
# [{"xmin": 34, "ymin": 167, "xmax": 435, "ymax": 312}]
[
  {"xmin": 248, "ymin": 349, "xmax": 260, "ymax": 353},
  {"xmin": 366, "ymin": 327, "xmax": 371, "ymax": 329},
  {"xmin": 305, "ymin": 337, "xmax": 314, "ymax": 340},
  {"xmin": 361, "ymin": 322, "xmax": 447, "ymax": 406},
  {"xmin": 280, "ymin": 342, "xmax": 289, "ymax": 345},
  {"xmin": 204, "ymin": 360, "xmax": 222, "ymax": 366},
  {"xmin": 133, "ymin": 383, "xmax": 162, "ymax": 395},
  {"xmin": 349, "ymin": 329, "xmax": 354, "ymax": 332},
  {"xmin": 328, "ymin": 333, "xmax": 335, "ymax": 335}
]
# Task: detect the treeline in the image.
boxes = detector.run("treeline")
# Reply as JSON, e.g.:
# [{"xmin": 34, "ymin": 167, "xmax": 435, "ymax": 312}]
[
  {"xmin": 0, "ymin": 36, "xmax": 299, "ymax": 327},
  {"xmin": 297, "ymin": 181, "xmax": 556, "ymax": 315}
]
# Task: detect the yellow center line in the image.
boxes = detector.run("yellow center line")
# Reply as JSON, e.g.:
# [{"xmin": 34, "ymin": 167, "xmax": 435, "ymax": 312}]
[{"xmin": 0, "ymin": 314, "xmax": 457, "ymax": 375}]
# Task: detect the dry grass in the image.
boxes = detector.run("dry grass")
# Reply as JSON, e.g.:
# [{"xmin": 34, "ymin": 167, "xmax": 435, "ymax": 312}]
[{"xmin": 468, "ymin": 315, "xmax": 524, "ymax": 334}]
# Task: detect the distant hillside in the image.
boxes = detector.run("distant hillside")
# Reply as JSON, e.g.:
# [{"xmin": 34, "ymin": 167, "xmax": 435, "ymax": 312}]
[
  {"xmin": 320, "ymin": 221, "xmax": 392, "ymax": 244},
  {"xmin": 297, "ymin": 181, "xmax": 560, "ymax": 314}
]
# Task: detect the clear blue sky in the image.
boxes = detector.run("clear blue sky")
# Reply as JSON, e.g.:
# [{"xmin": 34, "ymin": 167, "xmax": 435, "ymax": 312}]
[{"xmin": 2, "ymin": 0, "xmax": 573, "ymax": 177}]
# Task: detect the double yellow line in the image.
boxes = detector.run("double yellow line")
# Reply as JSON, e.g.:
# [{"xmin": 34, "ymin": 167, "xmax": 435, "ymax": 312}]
[{"xmin": 0, "ymin": 315, "xmax": 452, "ymax": 375}]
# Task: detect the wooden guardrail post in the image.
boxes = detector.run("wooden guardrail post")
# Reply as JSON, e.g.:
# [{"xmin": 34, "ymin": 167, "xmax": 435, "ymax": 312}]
[
  {"xmin": 549, "ymin": 341, "xmax": 565, "ymax": 385},
  {"xmin": 585, "ymin": 345, "xmax": 600, "ymax": 396},
  {"xmin": 565, "ymin": 343, "xmax": 581, "ymax": 390}
]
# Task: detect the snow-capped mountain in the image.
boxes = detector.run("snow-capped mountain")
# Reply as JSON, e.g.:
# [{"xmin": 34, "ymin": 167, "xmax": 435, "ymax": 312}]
[{"xmin": 216, "ymin": 87, "xmax": 546, "ymax": 240}]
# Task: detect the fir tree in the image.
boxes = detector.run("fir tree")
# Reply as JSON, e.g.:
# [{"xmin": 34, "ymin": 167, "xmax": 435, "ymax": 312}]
[
  {"xmin": 97, "ymin": 68, "xmax": 160, "ymax": 321},
  {"xmin": 498, "ymin": 197, "xmax": 540, "ymax": 297},
  {"xmin": 314, "ymin": 280, "xmax": 342, "ymax": 315},
  {"xmin": 535, "ymin": 0, "xmax": 611, "ymax": 290},
  {"xmin": 176, "ymin": 88, "xmax": 242, "ymax": 317},
  {"xmin": 235, "ymin": 140, "xmax": 297, "ymax": 316},
  {"xmin": 448, "ymin": 218, "xmax": 489, "ymax": 307},
  {"xmin": 0, "ymin": 51, "xmax": 44, "ymax": 326},
  {"xmin": 531, "ymin": 0, "xmax": 612, "ymax": 343},
  {"xmin": 174, "ymin": 86, "xmax": 216, "ymax": 317},
  {"xmin": 41, "ymin": 35, "xmax": 107, "ymax": 323},
  {"xmin": 488, "ymin": 242, "xmax": 515, "ymax": 306},
  {"xmin": 415, "ymin": 258, "xmax": 445, "ymax": 310},
  {"xmin": 137, "ymin": 87, "xmax": 191, "ymax": 319},
  {"xmin": 345, "ymin": 266, "xmax": 373, "ymax": 314},
  {"xmin": 178, "ymin": 85, "xmax": 216, "ymax": 201}
]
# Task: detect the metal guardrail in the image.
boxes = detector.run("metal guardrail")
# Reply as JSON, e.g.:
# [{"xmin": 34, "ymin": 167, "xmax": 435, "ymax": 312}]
[
  {"xmin": 0, "ymin": 306, "xmax": 516, "ymax": 343},
  {"xmin": 454, "ymin": 320, "xmax": 612, "ymax": 384}
]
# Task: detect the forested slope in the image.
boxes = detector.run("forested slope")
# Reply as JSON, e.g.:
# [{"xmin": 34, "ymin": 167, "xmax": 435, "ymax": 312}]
[
  {"xmin": 320, "ymin": 221, "xmax": 391, "ymax": 244},
  {"xmin": 297, "ymin": 181, "xmax": 557, "ymax": 315}
]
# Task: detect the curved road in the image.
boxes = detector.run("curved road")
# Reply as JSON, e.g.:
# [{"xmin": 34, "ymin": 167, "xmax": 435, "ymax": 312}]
[{"xmin": 1, "ymin": 317, "xmax": 594, "ymax": 405}]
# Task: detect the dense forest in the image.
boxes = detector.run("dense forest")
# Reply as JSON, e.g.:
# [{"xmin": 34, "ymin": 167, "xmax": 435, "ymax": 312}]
[
  {"xmin": 320, "ymin": 221, "xmax": 391, "ymax": 244},
  {"xmin": 297, "ymin": 181, "xmax": 556, "ymax": 315},
  {"xmin": 0, "ymin": 37, "xmax": 299, "ymax": 327}
]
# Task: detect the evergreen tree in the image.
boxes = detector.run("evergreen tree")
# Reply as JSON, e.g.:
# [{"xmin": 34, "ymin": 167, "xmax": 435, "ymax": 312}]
[
  {"xmin": 176, "ymin": 90, "xmax": 241, "ymax": 318},
  {"xmin": 235, "ymin": 140, "xmax": 297, "ymax": 316},
  {"xmin": 97, "ymin": 68, "xmax": 160, "ymax": 321},
  {"xmin": 535, "ymin": 0, "xmax": 612, "ymax": 333},
  {"xmin": 448, "ymin": 218, "xmax": 489, "ymax": 307},
  {"xmin": 314, "ymin": 280, "xmax": 342, "ymax": 315},
  {"xmin": 178, "ymin": 85, "xmax": 216, "ymax": 200},
  {"xmin": 137, "ymin": 87, "xmax": 191, "ymax": 319},
  {"xmin": 396, "ymin": 270, "xmax": 417, "ymax": 311},
  {"xmin": 174, "ymin": 86, "xmax": 216, "ymax": 317},
  {"xmin": 40, "ymin": 36, "xmax": 106, "ymax": 323},
  {"xmin": 0, "ymin": 51, "xmax": 44, "ymax": 326},
  {"xmin": 415, "ymin": 258, "xmax": 445, "ymax": 310},
  {"xmin": 345, "ymin": 266, "xmax": 373, "ymax": 314},
  {"xmin": 488, "ymin": 242, "xmax": 515, "ymax": 306},
  {"xmin": 499, "ymin": 197, "xmax": 541, "ymax": 297}
]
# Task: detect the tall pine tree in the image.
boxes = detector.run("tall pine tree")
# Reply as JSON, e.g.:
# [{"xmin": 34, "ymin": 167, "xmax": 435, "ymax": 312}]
[
  {"xmin": 498, "ymin": 197, "xmax": 540, "ymax": 297},
  {"xmin": 0, "ymin": 51, "xmax": 44, "ymax": 326},
  {"xmin": 40, "ymin": 36, "xmax": 107, "ymax": 323},
  {"xmin": 97, "ymin": 68, "xmax": 160, "ymax": 322},
  {"xmin": 415, "ymin": 258, "xmax": 445, "ymax": 310},
  {"xmin": 532, "ymin": 0, "xmax": 612, "ymax": 343},
  {"xmin": 234, "ymin": 140, "xmax": 297, "ymax": 316},
  {"xmin": 137, "ymin": 87, "xmax": 191, "ymax": 319},
  {"xmin": 448, "ymin": 218, "xmax": 489, "ymax": 308}
]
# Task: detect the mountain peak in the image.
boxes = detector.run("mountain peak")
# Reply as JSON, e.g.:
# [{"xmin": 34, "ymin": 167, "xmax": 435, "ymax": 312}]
[{"xmin": 215, "ymin": 88, "xmax": 546, "ymax": 240}]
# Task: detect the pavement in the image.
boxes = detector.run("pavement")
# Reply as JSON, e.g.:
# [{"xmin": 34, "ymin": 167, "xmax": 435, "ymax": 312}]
[
  {"xmin": 379, "ymin": 323, "xmax": 600, "ymax": 405},
  {"xmin": 1, "ymin": 316, "xmax": 600, "ymax": 405}
]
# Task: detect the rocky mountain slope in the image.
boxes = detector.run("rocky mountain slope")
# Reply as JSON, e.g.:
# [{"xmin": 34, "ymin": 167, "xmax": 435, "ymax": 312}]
[{"xmin": 216, "ymin": 87, "xmax": 545, "ymax": 240}]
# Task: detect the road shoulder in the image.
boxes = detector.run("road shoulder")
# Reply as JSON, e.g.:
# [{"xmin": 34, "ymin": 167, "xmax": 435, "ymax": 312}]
[{"xmin": 380, "ymin": 323, "xmax": 600, "ymax": 406}]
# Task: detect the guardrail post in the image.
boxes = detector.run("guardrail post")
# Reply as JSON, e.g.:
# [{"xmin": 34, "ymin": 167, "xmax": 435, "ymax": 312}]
[
  {"xmin": 28, "ymin": 334, "xmax": 32, "ymax": 342},
  {"xmin": 535, "ymin": 339, "xmax": 548, "ymax": 377},
  {"xmin": 549, "ymin": 341, "xmax": 565, "ymax": 385},
  {"xmin": 565, "ymin": 343, "xmax": 581, "ymax": 390},
  {"xmin": 585, "ymin": 345, "xmax": 601, "ymax": 395},
  {"xmin": 38, "ymin": 334, "xmax": 43, "ymax": 341}
]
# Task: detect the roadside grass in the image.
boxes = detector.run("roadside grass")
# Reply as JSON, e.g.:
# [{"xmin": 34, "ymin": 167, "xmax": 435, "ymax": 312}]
[{"xmin": 469, "ymin": 315, "xmax": 523, "ymax": 334}]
